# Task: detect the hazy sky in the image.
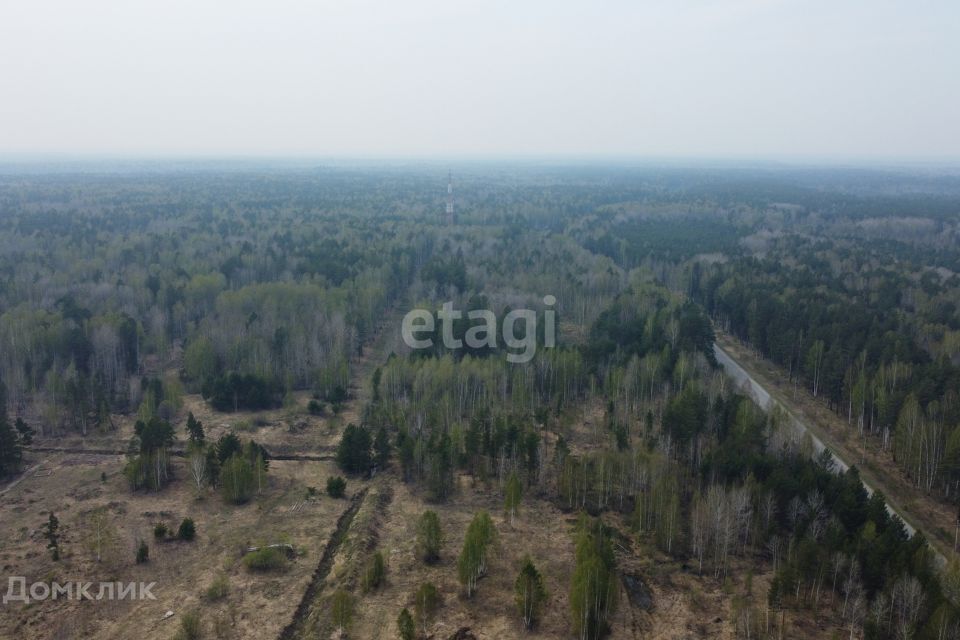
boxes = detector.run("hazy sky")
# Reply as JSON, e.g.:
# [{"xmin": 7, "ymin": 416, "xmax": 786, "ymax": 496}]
[{"xmin": 1, "ymin": 0, "xmax": 958, "ymax": 159}]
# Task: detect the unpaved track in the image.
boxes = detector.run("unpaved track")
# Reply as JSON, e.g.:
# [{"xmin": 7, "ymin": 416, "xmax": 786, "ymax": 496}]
[
  {"xmin": 713, "ymin": 341, "xmax": 948, "ymax": 565},
  {"xmin": 278, "ymin": 486, "xmax": 370, "ymax": 640}
]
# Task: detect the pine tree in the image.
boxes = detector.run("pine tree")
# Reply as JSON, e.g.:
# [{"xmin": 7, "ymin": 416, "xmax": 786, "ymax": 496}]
[
  {"xmin": 337, "ymin": 423, "xmax": 372, "ymax": 474},
  {"xmin": 0, "ymin": 417, "xmax": 21, "ymax": 476},
  {"xmin": 397, "ymin": 608, "xmax": 415, "ymax": 640},
  {"xmin": 185, "ymin": 412, "xmax": 205, "ymax": 445},
  {"xmin": 43, "ymin": 513, "xmax": 61, "ymax": 561}
]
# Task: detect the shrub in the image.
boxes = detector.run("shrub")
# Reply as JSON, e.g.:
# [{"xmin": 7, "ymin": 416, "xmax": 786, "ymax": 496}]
[
  {"xmin": 178, "ymin": 517, "xmax": 196, "ymax": 541},
  {"xmin": 330, "ymin": 589, "xmax": 354, "ymax": 634},
  {"xmin": 307, "ymin": 399, "xmax": 325, "ymax": 416},
  {"xmin": 135, "ymin": 539, "xmax": 149, "ymax": 564},
  {"xmin": 326, "ymin": 476, "xmax": 346, "ymax": 499},
  {"xmin": 243, "ymin": 546, "xmax": 288, "ymax": 572},
  {"xmin": 362, "ymin": 551, "xmax": 386, "ymax": 592},
  {"xmin": 175, "ymin": 610, "xmax": 202, "ymax": 640},
  {"xmin": 153, "ymin": 522, "xmax": 168, "ymax": 539},
  {"xmin": 205, "ymin": 574, "xmax": 229, "ymax": 601},
  {"xmin": 397, "ymin": 608, "xmax": 415, "ymax": 640}
]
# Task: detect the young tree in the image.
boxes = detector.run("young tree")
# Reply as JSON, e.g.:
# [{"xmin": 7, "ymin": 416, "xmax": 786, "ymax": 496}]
[
  {"xmin": 458, "ymin": 511, "xmax": 496, "ymax": 598},
  {"xmin": 43, "ymin": 513, "xmax": 61, "ymax": 561},
  {"xmin": 185, "ymin": 412, "xmax": 205, "ymax": 445},
  {"xmin": 177, "ymin": 518, "xmax": 197, "ymax": 541},
  {"xmin": 515, "ymin": 555, "xmax": 548, "ymax": 630},
  {"xmin": 327, "ymin": 475, "xmax": 347, "ymax": 498},
  {"xmin": 397, "ymin": 608, "xmax": 415, "ymax": 640},
  {"xmin": 337, "ymin": 423, "xmax": 372, "ymax": 474},
  {"xmin": 414, "ymin": 582, "xmax": 441, "ymax": 634},
  {"xmin": 504, "ymin": 470, "xmax": 522, "ymax": 526},
  {"xmin": 416, "ymin": 510, "xmax": 443, "ymax": 564},
  {"xmin": 570, "ymin": 515, "xmax": 617, "ymax": 640},
  {"xmin": 188, "ymin": 447, "xmax": 208, "ymax": 494},
  {"xmin": 84, "ymin": 506, "xmax": 116, "ymax": 564},
  {"xmin": 135, "ymin": 539, "xmax": 149, "ymax": 564},
  {"xmin": 362, "ymin": 551, "xmax": 386, "ymax": 592}
]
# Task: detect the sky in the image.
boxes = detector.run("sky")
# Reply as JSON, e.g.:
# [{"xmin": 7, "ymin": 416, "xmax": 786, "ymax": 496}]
[{"xmin": 0, "ymin": 0, "xmax": 958, "ymax": 160}]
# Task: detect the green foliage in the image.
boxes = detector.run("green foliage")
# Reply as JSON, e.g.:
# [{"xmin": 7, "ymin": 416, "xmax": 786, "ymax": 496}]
[
  {"xmin": 135, "ymin": 539, "xmax": 149, "ymax": 564},
  {"xmin": 326, "ymin": 476, "xmax": 346, "ymax": 498},
  {"xmin": 43, "ymin": 513, "xmax": 60, "ymax": 561},
  {"xmin": 570, "ymin": 515, "xmax": 617, "ymax": 640},
  {"xmin": 174, "ymin": 610, "xmax": 202, "ymax": 640},
  {"xmin": 184, "ymin": 336, "xmax": 219, "ymax": 383},
  {"xmin": 361, "ymin": 550, "xmax": 386, "ymax": 592},
  {"xmin": 153, "ymin": 522, "xmax": 168, "ymax": 539},
  {"xmin": 205, "ymin": 574, "xmax": 229, "ymax": 601},
  {"xmin": 413, "ymin": 582, "xmax": 441, "ymax": 633},
  {"xmin": 396, "ymin": 608, "xmax": 415, "ymax": 640},
  {"xmin": 336, "ymin": 424, "xmax": 372, "ymax": 474},
  {"xmin": 220, "ymin": 454, "xmax": 254, "ymax": 504},
  {"xmin": 374, "ymin": 426, "xmax": 391, "ymax": 467},
  {"xmin": 202, "ymin": 372, "xmax": 278, "ymax": 412},
  {"xmin": 185, "ymin": 412, "xmax": 205, "ymax": 445},
  {"xmin": 458, "ymin": 511, "xmax": 496, "ymax": 598},
  {"xmin": 0, "ymin": 414, "xmax": 33, "ymax": 477},
  {"xmin": 515, "ymin": 555, "xmax": 548, "ymax": 629},
  {"xmin": 307, "ymin": 399, "xmax": 325, "ymax": 416},
  {"xmin": 215, "ymin": 433, "xmax": 243, "ymax": 464},
  {"xmin": 177, "ymin": 518, "xmax": 196, "ymax": 541},
  {"xmin": 330, "ymin": 589, "xmax": 354, "ymax": 634},
  {"xmin": 124, "ymin": 416, "xmax": 176, "ymax": 491},
  {"xmin": 243, "ymin": 546, "xmax": 288, "ymax": 572},
  {"xmin": 416, "ymin": 510, "xmax": 443, "ymax": 564},
  {"xmin": 504, "ymin": 471, "xmax": 522, "ymax": 524}
]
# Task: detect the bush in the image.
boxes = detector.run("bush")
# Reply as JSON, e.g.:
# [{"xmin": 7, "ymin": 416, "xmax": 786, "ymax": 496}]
[
  {"xmin": 330, "ymin": 589, "xmax": 354, "ymax": 634},
  {"xmin": 178, "ymin": 517, "xmax": 196, "ymax": 541},
  {"xmin": 176, "ymin": 611, "xmax": 202, "ymax": 640},
  {"xmin": 153, "ymin": 522, "xmax": 168, "ymax": 539},
  {"xmin": 397, "ymin": 608, "xmax": 415, "ymax": 640},
  {"xmin": 174, "ymin": 610, "xmax": 202, "ymax": 640},
  {"xmin": 135, "ymin": 539, "xmax": 149, "ymax": 564},
  {"xmin": 362, "ymin": 551, "xmax": 386, "ymax": 592},
  {"xmin": 326, "ymin": 476, "xmax": 346, "ymax": 499},
  {"xmin": 205, "ymin": 574, "xmax": 229, "ymax": 600},
  {"xmin": 243, "ymin": 546, "xmax": 288, "ymax": 572},
  {"xmin": 307, "ymin": 399, "xmax": 325, "ymax": 416}
]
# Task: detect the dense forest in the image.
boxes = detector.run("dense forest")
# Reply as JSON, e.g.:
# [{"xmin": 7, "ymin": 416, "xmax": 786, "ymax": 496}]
[{"xmin": 2, "ymin": 162, "xmax": 960, "ymax": 640}]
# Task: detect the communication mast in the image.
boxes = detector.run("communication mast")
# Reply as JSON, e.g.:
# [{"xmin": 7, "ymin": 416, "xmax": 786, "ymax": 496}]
[{"xmin": 445, "ymin": 170, "xmax": 455, "ymax": 225}]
